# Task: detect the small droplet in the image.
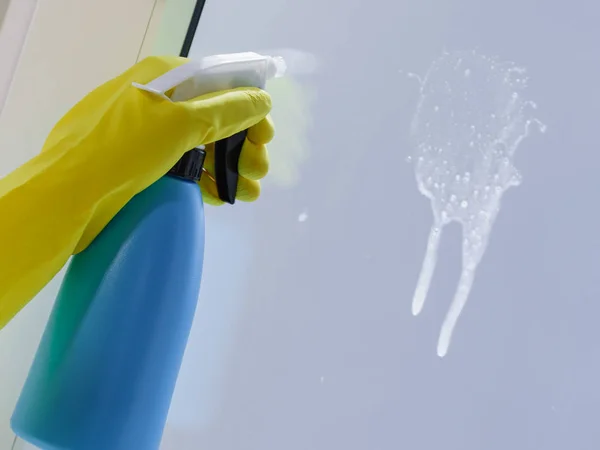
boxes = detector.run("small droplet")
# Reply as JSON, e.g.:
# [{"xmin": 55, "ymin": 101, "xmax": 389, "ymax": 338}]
[
  {"xmin": 494, "ymin": 141, "xmax": 507, "ymax": 154},
  {"xmin": 510, "ymin": 170, "xmax": 523, "ymax": 186},
  {"xmin": 450, "ymin": 194, "xmax": 457, "ymax": 202},
  {"xmin": 464, "ymin": 68, "xmax": 471, "ymax": 77},
  {"xmin": 298, "ymin": 212, "xmax": 308, "ymax": 222},
  {"xmin": 460, "ymin": 200, "xmax": 468, "ymax": 208},
  {"xmin": 406, "ymin": 155, "xmax": 413, "ymax": 163},
  {"xmin": 434, "ymin": 105, "xmax": 440, "ymax": 112}
]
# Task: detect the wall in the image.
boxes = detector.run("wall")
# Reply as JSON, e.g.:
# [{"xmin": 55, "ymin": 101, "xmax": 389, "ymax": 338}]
[{"xmin": 0, "ymin": 0, "xmax": 9, "ymax": 29}]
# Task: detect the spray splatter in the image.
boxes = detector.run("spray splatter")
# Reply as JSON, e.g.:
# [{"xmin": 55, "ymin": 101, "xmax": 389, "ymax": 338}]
[{"xmin": 407, "ymin": 50, "xmax": 546, "ymax": 357}]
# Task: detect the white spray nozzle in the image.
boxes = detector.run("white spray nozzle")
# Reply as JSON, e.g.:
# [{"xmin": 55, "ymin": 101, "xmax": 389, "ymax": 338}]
[
  {"xmin": 133, "ymin": 52, "xmax": 290, "ymax": 102},
  {"xmin": 268, "ymin": 56, "xmax": 288, "ymax": 79},
  {"xmin": 256, "ymin": 48, "xmax": 317, "ymax": 75}
]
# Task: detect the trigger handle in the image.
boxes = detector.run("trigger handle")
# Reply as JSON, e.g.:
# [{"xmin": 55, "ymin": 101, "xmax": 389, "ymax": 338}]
[{"xmin": 214, "ymin": 130, "xmax": 247, "ymax": 204}]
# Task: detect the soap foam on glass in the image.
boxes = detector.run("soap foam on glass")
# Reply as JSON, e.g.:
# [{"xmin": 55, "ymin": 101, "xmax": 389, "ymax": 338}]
[{"xmin": 405, "ymin": 50, "xmax": 546, "ymax": 357}]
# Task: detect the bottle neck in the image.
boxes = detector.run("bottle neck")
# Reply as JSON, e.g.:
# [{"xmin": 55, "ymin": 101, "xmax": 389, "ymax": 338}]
[{"xmin": 168, "ymin": 148, "xmax": 206, "ymax": 181}]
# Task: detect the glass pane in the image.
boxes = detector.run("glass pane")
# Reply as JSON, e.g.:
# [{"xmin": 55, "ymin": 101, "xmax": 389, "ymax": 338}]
[{"xmin": 162, "ymin": 1, "xmax": 599, "ymax": 449}]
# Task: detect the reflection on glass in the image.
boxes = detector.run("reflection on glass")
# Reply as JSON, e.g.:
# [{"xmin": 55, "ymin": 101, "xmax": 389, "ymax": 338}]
[{"xmin": 266, "ymin": 75, "xmax": 316, "ymax": 188}]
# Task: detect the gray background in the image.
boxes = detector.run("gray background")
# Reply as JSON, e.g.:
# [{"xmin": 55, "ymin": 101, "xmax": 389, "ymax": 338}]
[{"xmin": 161, "ymin": 0, "xmax": 600, "ymax": 449}]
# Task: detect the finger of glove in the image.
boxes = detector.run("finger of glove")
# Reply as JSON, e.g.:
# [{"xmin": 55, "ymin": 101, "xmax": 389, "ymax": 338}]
[
  {"xmin": 201, "ymin": 115, "xmax": 272, "ymax": 181},
  {"xmin": 247, "ymin": 115, "xmax": 275, "ymax": 145},
  {"xmin": 238, "ymin": 139, "xmax": 269, "ymax": 181},
  {"xmin": 236, "ymin": 177, "xmax": 261, "ymax": 202},
  {"xmin": 182, "ymin": 88, "xmax": 272, "ymax": 146},
  {"xmin": 199, "ymin": 178, "xmax": 225, "ymax": 206},
  {"xmin": 199, "ymin": 175, "xmax": 261, "ymax": 204}
]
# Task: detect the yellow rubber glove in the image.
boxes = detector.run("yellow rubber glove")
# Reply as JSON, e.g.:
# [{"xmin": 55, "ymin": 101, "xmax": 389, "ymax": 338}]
[{"xmin": 0, "ymin": 55, "xmax": 274, "ymax": 329}]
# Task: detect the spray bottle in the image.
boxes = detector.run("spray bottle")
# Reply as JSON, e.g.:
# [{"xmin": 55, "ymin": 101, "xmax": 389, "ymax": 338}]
[{"xmin": 11, "ymin": 52, "xmax": 286, "ymax": 450}]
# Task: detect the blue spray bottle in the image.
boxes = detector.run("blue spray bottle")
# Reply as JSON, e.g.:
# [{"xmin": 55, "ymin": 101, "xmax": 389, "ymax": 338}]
[{"xmin": 11, "ymin": 52, "xmax": 286, "ymax": 450}]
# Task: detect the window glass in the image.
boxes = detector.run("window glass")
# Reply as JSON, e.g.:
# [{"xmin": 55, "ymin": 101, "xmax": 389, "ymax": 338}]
[{"xmin": 165, "ymin": 1, "xmax": 600, "ymax": 449}]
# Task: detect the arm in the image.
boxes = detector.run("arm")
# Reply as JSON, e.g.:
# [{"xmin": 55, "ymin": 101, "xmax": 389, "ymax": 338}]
[
  {"xmin": 0, "ymin": 55, "xmax": 273, "ymax": 330},
  {"xmin": 0, "ymin": 148, "xmax": 96, "ymax": 328}
]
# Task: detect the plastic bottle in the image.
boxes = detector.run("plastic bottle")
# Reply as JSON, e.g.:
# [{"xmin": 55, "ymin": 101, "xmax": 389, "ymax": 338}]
[
  {"xmin": 136, "ymin": 52, "xmax": 286, "ymax": 202},
  {"xmin": 11, "ymin": 52, "xmax": 286, "ymax": 450}
]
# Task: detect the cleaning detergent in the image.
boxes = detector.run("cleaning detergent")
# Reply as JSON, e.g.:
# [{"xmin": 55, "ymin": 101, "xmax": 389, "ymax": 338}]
[{"xmin": 11, "ymin": 52, "xmax": 286, "ymax": 450}]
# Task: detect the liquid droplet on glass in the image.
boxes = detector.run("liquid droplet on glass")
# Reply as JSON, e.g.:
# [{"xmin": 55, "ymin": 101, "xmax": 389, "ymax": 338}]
[{"xmin": 407, "ymin": 49, "xmax": 546, "ymax": 357}]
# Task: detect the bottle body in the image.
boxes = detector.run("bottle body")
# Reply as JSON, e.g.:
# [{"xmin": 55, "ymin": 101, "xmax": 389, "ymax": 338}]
[{"xmin": 11, "ymin": 176, "xmax": 205, "ymax": 450}]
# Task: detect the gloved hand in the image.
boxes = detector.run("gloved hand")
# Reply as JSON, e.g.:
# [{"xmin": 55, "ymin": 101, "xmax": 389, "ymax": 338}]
[
  {"xmin": 0, "ymin": 56, "xmax": 273, "ymax": 329},
  {"xmin": 45, "ymin": 55, "xmax": 274, "ymax": 251}
]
